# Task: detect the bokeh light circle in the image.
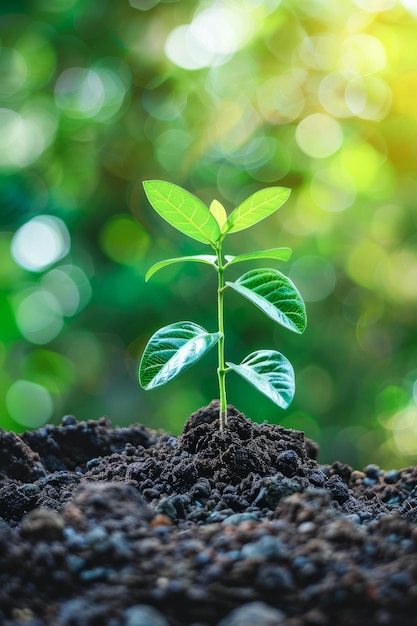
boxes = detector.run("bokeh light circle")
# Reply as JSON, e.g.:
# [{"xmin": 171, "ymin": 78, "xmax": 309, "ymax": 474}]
[
  {"xmin": 100, "ymin": 215, "xmax": 150, "ymax": 265},
  {"xmin": 15, "ymin": 290, "xmax": 64, "ymax": 344},
  {"xmin": 295, "ymin": 113, "xmax": 343, "ymax": 158},
  {"xmin": 0, "ymin": 103, "xmax": 58, "ymax": 170},
  {"xmin": 6, "ymin": 380, "xmax": 54, "ymax": 428},
  {"xmin": 55, "ymin": 68, "xmax": 105, "ymax": 118},
  {"xmin": 165, "ymin": 7, "xmax": 251, "ymax": 70},
  {"xmin": 319, "ymin": 72, "xmax": 352, "ymax": 118},
  {"xmin": 341, "ymin": 34, "xmax": 387, "ymax": 76},
  {"xmin": 11, "ymin": 215, "xmax": 70, "ymax": 272},
  {"xmin": 0, "ymin": 48, "xmax": 27, "ymax": 97},
  {"xmin": 257, "ymin": 74, "xmax": 305, "ymax": 124},
  {"xmin": 391, "ymin": 407, "xmax": 417, "ymax": 456},
  {"xmin": 299, "ymin": 34, "xmax": 339, "ymax": 71},
  {"xmin": 41, "ymin": 266, "xmax": 92, "ymax": 317},
  {"xmin": 345, "ymin": 76, "xmax": 392, "ymax": 121}
]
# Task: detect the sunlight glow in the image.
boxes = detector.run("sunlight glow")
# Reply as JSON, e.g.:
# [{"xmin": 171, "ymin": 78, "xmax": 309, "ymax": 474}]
[
  {"xmin": 165, "ymin": 6, "xmax": 252, "ymax": 69},
  {"xmin": 295, "ymin": 113, "xmax": 343, "ymax": 158},
  {"xmin": 391, "ymin": 407, "xmax": 417, "ymax": 455},
  {"xmin": 400, "ymin": 0, "xmax": 417, "ymax": 17},
  {"xmin": 55, "ymin": 68, "xmax": 105, "ymax": 118},
  {"xmin": 0, "ymin": 104, "xmax": 58, "ymax": 170},
  {"xmin": 11, "ymin": 215, "xmax": 70, "ymax": 272}
]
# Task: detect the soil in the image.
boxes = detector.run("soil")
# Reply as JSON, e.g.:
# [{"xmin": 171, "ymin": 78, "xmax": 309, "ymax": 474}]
[{"xmin": 1, "ymin": 400, "xmax": 417, "ymax": 626}]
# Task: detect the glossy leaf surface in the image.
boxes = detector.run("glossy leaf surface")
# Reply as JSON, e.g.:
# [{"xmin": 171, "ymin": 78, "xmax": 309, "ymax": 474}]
[
  {"xmin": 139, "ymin": 322, "xmax": 221, "ymax": 390},
  {"xmin": 145, "ymin": 255, "xmax": 217, "ymax": 282},
  {"xmin": 226, "ymin": 268, "xmax": 307, "ymax": 333},
  {"xmin": 227, "ymin": 350, "xmax": 295, "ymax": 409},
  {"xmin": 223, "ymin": 187, "xmax": 291, "ymax": 234},
  {"xmin": 143, "ymin": 180, "xmax": 220, "ymax": 244},
  {"xmin": 224, "ymin": 247, "xmax": 292, "ymax": 267}
]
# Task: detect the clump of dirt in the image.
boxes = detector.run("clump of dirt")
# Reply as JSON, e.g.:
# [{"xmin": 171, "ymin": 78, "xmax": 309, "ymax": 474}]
[{"xmin": 1, "ymin": 400, "xmax": 417, "ymax": 625}]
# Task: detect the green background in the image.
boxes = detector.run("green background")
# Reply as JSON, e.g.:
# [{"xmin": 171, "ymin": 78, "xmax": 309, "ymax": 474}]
[{"xmin": 1, "ymin": 0, "xmax": 417, "ymax": 469}]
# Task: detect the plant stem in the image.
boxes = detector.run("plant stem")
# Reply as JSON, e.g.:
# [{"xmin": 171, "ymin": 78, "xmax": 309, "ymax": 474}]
[{"xmin": 216, "ymin": 242, "xmax": 227, "ymax": 430}]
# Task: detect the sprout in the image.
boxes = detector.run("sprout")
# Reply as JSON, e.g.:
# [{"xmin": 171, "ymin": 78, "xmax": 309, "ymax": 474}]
[{"xmin": 139, "ymin": 180, "xmax": 307, "ymax": 430}]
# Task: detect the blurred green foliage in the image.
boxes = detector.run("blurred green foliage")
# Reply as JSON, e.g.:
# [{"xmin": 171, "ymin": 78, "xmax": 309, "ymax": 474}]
[{"xmin": 1, "ymin": 0, "xmax": 417, "ymax": 469}]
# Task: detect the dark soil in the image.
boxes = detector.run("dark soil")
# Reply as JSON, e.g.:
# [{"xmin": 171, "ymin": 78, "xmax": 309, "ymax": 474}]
[{"xmin": 2, "ymin": 400, "xmax": 417, "ymax": 626}]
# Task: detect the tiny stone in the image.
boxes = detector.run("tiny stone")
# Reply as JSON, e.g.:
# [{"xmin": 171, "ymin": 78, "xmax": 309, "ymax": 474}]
[
  {"xmin": 86, "ymin": 458, "xmax": 100, "ymax": 470},
  {"xmin": 61, "ymin": 415, "xmax": 77, "ymax": 426},
  {"xmin": 20, "ymin": 508, "xmax": 64, "ymax": 540},
  {"xmin": 66, "ymin": 555, "xmax": 85, "ymax": 573},
  {"xmin": 124, "ymin": 604, "xmax": 170, "ymax": 626},
  {"xmin": 222, "ymin": 512, "xmax": 259, "ymax": 526},
  {"xmin": 327, "ymin": 475, "xmax": 350, "ymax": 503},
  {"xmin": 217, "ymin": 602, "xmax": 286, "ymax": 626},
  {"xmin": 150, "ymin": 514, "xmax": 172, "ymax": 528},
  {"xmin": 63, "ymin": 527, "xmax": 87, "ymax": 550},
  {"xmin": 298, "ymin": 521, "xmax": 316, "ymax": 533},
  {"xmin": 154, "ymin": 497, "xmax": 177, "ymax": 520},
  {"xmin": 384, "ymin": 470, "xmax": 399, "ymax": 484},
  {"xmin": 364, "ymin": 464, "xmax": 381, "ymax": 479},
  {"xmin": 362, "ymin": 477, "xmax": 377, "ymax": 487}
]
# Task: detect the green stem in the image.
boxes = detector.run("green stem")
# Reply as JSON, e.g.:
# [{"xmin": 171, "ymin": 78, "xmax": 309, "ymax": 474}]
[{"xmin": 216, "ymin": 241, "xmax": 227, "ymax": 430}]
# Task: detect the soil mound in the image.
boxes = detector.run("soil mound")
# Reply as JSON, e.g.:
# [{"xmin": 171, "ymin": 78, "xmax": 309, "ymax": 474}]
[{"xmin": 1, "ymin": 401, "xmax": 417, "ymax": 625}]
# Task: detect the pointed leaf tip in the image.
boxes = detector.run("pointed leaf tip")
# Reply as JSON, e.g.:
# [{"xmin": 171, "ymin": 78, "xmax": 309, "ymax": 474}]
[
  {"xmin": 227, "ymin": 350, "xmax": 295, "ymax": 409},
  {"xmin": 224, "ymin": 187, "xmax": 291, "ymax": 235},
  {"xmin": 226, "ymin": 268, "xmax": 307, "ymax": 334},
  {"xmin": 139, "ymin": 321, "xmax": 221, "ymax": 390},
  {"xmin": 143, "ymin": 180, "xmax": 220, "ymax": 244},
  {"xmin": 145, "ymin": 255, "xmax": 217, "ymax": 281},
  {"xmin": 224, "ymin": 248, "xmax": 292, "ymax": 267}
]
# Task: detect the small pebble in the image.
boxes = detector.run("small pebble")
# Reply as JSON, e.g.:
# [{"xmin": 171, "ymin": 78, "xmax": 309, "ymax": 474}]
[
  {"xmin": 384, "ymin": 470, "xmax": 399, "ymax": 484},
  {"xmin": 20, "ymin": 508, "xmax": 64, "ymax": 541},
  {"xmin": 364, "ymin": 464, "xmax": 381, "ymax": 479},
  {"xmin": 86, "ymin": 458, "xmax": 100, "ymax": 470},
  {"xmin": 222, "ymin": 512, "xmax": 259, "ymax": 526},
  {"xmin": 154, "ymin": 497, "xmax": 177, "ymax": 520},
  {"xmin": 298, "ymin": 521, "xmax": 316, "ymax": 533},
  {"xmin": 124, "ymin": 604, "xmax": 170, "ymax": 626},
  {"xmin": 217, "ymin": 601, "xmax": 287, "ymax": 626},
  {"xmin": 61, "ymin": 415, "xmax": 77, "ymax": 426}
]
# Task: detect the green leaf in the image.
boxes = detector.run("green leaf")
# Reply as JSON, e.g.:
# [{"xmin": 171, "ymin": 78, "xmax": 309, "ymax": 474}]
[
  {"xmin": 227, "ymin": 350, "xmax": 295, "ymax": 409},
  {"xmin": 143, "ymin": 180, "xmax": 221, "ymax": 244},
  {"xmin": 226, "ymin": 268, "xmax": 307, "ymax": 334},
  {"xmin": 210, "ymin": 199, "xmax": 227, "ymax": 229},
  {"xmin": 145, "ymin": 255, "xmax": 217, "ymax": 282},
  {"xmin": 139, "ymin": 321, "xmax": 221, "ymax": 390},
  {"xmin": 224, "ymin": 247, "xmax": 292, "ymax": 267},
  {"xmin": 223, "ymin": 187, "xmax": 291, "ymax": 234}
]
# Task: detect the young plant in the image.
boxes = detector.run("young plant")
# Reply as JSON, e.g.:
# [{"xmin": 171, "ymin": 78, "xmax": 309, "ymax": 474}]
[{"xmin": 139, "ymin": 180, "xmax": 307, "ymax": 431}]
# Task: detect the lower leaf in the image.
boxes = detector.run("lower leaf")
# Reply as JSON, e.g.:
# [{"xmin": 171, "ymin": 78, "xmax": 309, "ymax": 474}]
[
  {"xmin": 226, "ymin": 349, "xmax": 295, "ymax": 409},
  {"xmin": 145, "ymin": 255, "xmax": 217, "ymax": 282},
  {"xmin": 139, "ymin": 321, "xmax": 221, "ymax": 390}
]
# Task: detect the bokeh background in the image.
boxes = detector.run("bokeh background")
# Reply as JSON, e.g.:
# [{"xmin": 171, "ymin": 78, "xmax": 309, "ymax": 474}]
[{"xmin": 1, "ymin": 0, "xmax": 417, "ymax": 469}]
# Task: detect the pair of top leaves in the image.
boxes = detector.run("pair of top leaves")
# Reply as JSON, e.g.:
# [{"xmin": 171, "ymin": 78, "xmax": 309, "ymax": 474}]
[
  {"xmin": 139, "ymin": 180, "xmax": 307, "ymax": 414},
  {"xmin": 146, "ymin": 179, "xmax": 290, "ymax": 245}
]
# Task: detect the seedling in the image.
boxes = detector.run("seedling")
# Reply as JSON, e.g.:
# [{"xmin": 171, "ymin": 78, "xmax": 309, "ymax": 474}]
[{"xmin": 139, "ymin": 181, "xmax": 307, "ymax": 430}]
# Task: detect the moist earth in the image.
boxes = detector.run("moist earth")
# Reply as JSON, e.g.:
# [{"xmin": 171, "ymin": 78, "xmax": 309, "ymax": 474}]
[{"xmin": 1, "ymin": 400, "xmax": 417, "ymax": 626}]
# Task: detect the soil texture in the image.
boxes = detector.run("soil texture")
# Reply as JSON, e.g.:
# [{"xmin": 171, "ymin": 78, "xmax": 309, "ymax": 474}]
[{"xmin": 1, "ymin": 400, "xmax": 417, "ymax": 625}]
